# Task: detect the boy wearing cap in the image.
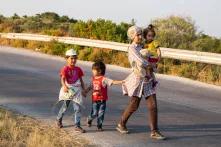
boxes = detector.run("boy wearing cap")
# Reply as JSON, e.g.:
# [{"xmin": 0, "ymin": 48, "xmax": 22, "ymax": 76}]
[{"xmin": 56, "ymin": 49, "xmax": 86, "ymax": 133}]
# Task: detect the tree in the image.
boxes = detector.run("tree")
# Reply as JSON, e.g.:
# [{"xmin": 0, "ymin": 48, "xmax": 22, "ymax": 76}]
[
  {"xmin": 0, "ymin": 15, "xmax": 5, "ymax": 23},
  {"xmin": 11, "ymin": 13, "xmax": 20, "ymax": 20},
  {"xmin": 68, "ymin": 19, "xmax": 131, "ymax": 42},
  {"xmin": 152, "ymin": 16, "xmax": 197, "ymax": 49},
  {"xmin": 69, "ymin": 20, "xmax": 88, "ymax": 38},
  {"xmin": 40, "ymin": 12, "xmax": 60, "ymax": 24},
  {"xmin": 191, "ymin": 34, "xmax": 221, "ymax": 53}
]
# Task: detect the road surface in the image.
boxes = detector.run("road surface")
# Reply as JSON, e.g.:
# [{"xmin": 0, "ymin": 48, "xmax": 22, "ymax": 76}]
[{"xmin": 0, "ymin": 46, "xmax": 221, "ymax": 147}]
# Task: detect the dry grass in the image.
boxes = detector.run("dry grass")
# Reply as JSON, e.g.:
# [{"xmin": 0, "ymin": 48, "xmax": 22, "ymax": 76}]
[{"xmin": 0, "ymin": 108, "xmax": 92, "ymax": 147}]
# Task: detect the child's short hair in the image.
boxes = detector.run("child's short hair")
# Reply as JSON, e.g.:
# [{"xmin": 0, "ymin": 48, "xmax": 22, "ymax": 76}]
[
  {"xmin": 143, "ymin": 24, "xmax": 156, "ymax": 38},
  {"xmin": 92, "ymin": 61, "xmax": 106, "ymax": 75}
]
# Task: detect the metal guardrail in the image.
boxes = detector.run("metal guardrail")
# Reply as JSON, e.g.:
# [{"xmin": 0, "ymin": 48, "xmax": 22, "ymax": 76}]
[{"xmin": 1, "ymin": 33, "xmax": 221, "ymax": 65}]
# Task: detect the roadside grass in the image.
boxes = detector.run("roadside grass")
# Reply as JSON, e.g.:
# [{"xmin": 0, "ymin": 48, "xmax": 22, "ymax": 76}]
[{"xmin": 0, "ymin": 107, "xmax": 92, "ymax": 147}]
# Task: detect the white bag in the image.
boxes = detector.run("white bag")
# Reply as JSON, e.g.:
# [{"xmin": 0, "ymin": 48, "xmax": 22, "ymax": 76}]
[{"xmin": 58, "ymin": 80, "xmax": 84, "ymax": 106}]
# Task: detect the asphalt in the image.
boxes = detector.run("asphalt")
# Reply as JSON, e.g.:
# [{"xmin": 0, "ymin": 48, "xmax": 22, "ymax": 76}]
[{"xmin": 0, "ymin": 46, "xmax": 221, "ymax": 147}]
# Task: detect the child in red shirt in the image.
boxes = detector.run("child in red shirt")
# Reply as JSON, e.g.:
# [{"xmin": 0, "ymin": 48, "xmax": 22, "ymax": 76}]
[
  {"xmin": 57, "ymin": 49, "xmax": 86, "ymax": 133},
  {"xmin": 85, "ymin": 61, "xmax": 123, "ymax": 131}
]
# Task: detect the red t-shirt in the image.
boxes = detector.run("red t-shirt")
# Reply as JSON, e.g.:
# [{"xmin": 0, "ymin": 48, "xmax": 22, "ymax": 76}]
[
  {"xmin": 91, "ymin": 76, "xmax": 108, "ymax": 101},
  {"xmin": 60, "ymin": 65, "xmax": 84, "ymax": 84}
]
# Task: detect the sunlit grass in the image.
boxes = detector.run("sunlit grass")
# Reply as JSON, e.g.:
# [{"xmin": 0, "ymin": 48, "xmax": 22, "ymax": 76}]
[{"xmin": 0, "ymin": 108, "xmax": 91, "ymax": 147}]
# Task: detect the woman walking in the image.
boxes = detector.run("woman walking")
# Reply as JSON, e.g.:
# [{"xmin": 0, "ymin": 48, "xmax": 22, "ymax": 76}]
[{"xmin": 116, "ymin": 26, "xmax": 166, "ymax": 140}]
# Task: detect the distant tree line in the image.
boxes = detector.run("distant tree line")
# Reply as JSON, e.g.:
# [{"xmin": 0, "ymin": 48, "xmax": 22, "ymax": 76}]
[{"xmin": 0, "ymin": 12, "xmax": 220, "ymax": 53}]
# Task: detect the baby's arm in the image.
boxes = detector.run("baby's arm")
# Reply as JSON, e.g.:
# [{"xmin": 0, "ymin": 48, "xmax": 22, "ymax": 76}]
[
  {"xmin": 140, "ymin": 49, "xmax": 150, "ymax": 58},
  {"xmin": 157, "ymin": 48, "xmax": 161, "ymax": 61}
]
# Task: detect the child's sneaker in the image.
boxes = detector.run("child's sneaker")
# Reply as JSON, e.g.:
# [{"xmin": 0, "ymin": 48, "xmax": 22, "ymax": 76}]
[
  {"xmin": 116, "ymin": 124, "xmax": 129, "ymax": 134},
  {"xmin": 74, "ymin": 126, "xmax": 86, "ymax": 133},
  {"xmin": 56, "ymin": 120, "xmax": 63, "ymax": 128},
  {"xmin": 87, "ymin": 118, "xmax": 92, "ymax": 127},
  {"xmin": 150, "ymin": 130, "xmax": 166, "ymax": 140}
]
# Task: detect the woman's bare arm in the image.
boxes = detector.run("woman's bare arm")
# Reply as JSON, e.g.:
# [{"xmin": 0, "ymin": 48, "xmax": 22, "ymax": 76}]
[{"xmin": 157, "ymin": 48, "xmax": 161, "ymax": 61}]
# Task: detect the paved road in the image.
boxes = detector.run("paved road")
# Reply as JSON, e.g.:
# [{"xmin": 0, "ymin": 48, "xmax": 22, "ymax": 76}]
[{"xmin": 0, "ymin": 46, "xmax": 221, "ymax": 147}]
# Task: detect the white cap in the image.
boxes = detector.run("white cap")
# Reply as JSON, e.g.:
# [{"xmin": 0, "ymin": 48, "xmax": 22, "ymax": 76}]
[{"xmin": 65, "ymin": 49, "xmax": 77, "ymax": 56}]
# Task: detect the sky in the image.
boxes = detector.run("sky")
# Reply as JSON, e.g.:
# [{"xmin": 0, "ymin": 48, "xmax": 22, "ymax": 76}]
[{"xmin": 0, "ymin": 0, "xmax": 221, "ymax": 38}]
